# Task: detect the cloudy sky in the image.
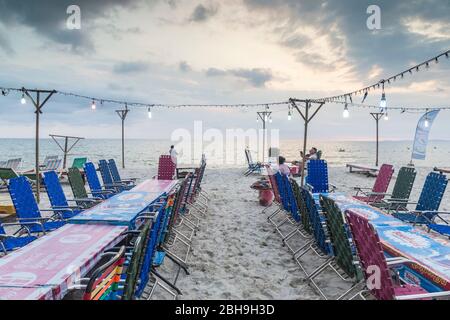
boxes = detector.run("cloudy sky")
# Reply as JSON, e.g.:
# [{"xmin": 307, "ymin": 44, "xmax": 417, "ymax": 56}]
[{"xmin": 0, "ymin": 0, "xmax": 449, "ymax": 141}]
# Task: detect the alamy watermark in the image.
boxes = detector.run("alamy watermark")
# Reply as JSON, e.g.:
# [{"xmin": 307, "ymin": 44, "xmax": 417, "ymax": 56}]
[
  {"xmin": 66, "ymin": 5, "xmax": 81, "ymax": 30},
  {"xmin": 367, "ymin": 5, "xmax": 381, "ymax": 30}
]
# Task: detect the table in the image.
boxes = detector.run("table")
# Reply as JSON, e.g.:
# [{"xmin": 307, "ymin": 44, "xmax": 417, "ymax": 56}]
[
  {"xmin": 346, "ymin": 163, "xmax": 379, "ymax": 176},
  {"xmin": 0, "ymin": 224, "xmax": 126, "ymax": 300},
  {"xmin": 324, "ymin": 193, "xmax": 450, "ymax": 291},
  {"xmin": 69, "ymin": 179, "xmax": 178, "ymax": 227}
]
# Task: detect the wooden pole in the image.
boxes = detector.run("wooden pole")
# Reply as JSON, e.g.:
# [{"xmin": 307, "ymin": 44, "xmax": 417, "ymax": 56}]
[
  {"xmin": 116, "ymin": 108, "xmax": 129, "ymax": 169},
  {"xmin": 63, "ymin": 136, "xmax": 69, "ymax": 169},
  {"xmin": 257, "ymin": 111, "xmax": 272, "ymax": 163},
  {"xmin": 370, "ymin": 112, "xmax": 384, "ymax": 167},
  {"xmin": 49, "ymin": 134, "xmax": 84, "ymax": 169}
]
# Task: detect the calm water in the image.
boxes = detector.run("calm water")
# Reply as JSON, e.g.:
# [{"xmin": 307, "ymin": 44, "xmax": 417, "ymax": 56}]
[{"xmin": 0, "ymin": 138, "xmax": 449, "ymax": 169}]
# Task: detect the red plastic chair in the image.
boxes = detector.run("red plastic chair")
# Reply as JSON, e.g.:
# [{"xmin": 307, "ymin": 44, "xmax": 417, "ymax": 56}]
[{"xmin": 354, "ymin": 164, "xmax": 394, "ymax": 203}]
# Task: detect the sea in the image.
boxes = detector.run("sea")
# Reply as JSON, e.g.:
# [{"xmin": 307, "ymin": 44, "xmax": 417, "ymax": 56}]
[{"xmin": 0, "ymin": 138, "xmax": 449, "ymax": 170}]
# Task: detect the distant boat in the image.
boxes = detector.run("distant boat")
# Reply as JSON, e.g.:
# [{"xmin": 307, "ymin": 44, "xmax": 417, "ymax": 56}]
[{"xmin": 338, "ymin": 148, "xmax": 345, "ymax": 153}]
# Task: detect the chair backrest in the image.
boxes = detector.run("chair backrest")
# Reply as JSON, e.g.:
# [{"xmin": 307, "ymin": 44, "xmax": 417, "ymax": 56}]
[
  {"xmin": 416, "ymin": 172, "xmax": 448, "ymax": 215},
  {"xmin": 316, "ymin": 150, "xmax": 323, "ymax": 160},
  {"xmin": 8, "ymin": 176, "xmax": 42, "ymax": 221},
  {"xmin": 42, "ymin": 155, "xmax": 58, "ymax": 168},
  {"xmin": 345, "ymin": 210, "xmax": 396, "ymax": 300},
  {"xmin": 391, "ymin": 166, "xmax": 417, "ymax": 201},
  {"xmin": 157, "ymin": 155, "xmax": 176, "ymax": 180},
  {"xmin": 83, "ymin": 246, "xmax": 126, "ymax": 300},
  {"xmin": 301, "ymin": 187, "xmax": 331, "ymax": 254},
  {"xmin": 306, "ymin": 160, "xmax": 329, "ymax": 193},
  {"xmin": 275, "ymin": 172, "xmax": 289, "ymax": 211},
  {"xmin": 45, "ymin": 159, "xmax": 62, "ymax": 171},
  {"xmin": 292, "ymin": 179, "xmax": 312, "ymax": 234},
  {"xmin": 68, "ymin": 167, "xmax": 88, "ymax": 199},
  {"xmin": 43, "ymin": 171, "xmax": 68, "ymax": 208},
  {"xmin": 6, "ymin": 158, "xmax": 21, "ymax": 170},
  {"xmin": 71, "ymin": 157, "xmax": 87, "ymax": 169},
  {"xmin": 167, "ymin": 175, "xmax": 190, "ymax": 239},
  {"xmin": 266, "ymin": 165, "xmax": 281, "ymax": 203},
  {"xmin": 0, "ymin": 161, "xmax": 6, "ymax": 167},
  {"xmin": 320, "ymin": 196, "xmax": 358, "ymax": 278},
  {"xmin": 107, "ymin": 159, "xmax": 122, "ymax": 183},
  {"xmin": 98, "ymin": 160, "xmax": 114, "ymax": 185},
  {"xmin": 372, "ymin": 164, "xmax": 394, "ymax": 195},
  {"xmin": 244, "ymin": 149, "xmax": 251, "ymax": 166},
  {"xmin": 0, "ymin": 168, "xmax": 19, "ymax": 180},
  {"xmin": 282, "ymin": 175, "xmax": 300, "ymax": 222},
  {"xmin": 84, "ymin": 162, "xmax": 103, "ymax": 194}
]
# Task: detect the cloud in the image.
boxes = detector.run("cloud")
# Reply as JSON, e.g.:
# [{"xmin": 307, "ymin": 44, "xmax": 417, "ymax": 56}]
[
  {"xmin": 179, "ymin": 61, "xmax": 192, "ymax": 72},
  {"xmin": 0, "ymin": 32, "xmax": 14, "ymax": 55},
  {"xmin": 205, "ymin": 67, "xmax": 273, "ymax": 87},
  {"xmin": 113, "ymin": 61, "xmax": 150, "ymax": 74},
  {"xmin": 190, "ymin": 4, "xmax": 218, "ymax": 22}
]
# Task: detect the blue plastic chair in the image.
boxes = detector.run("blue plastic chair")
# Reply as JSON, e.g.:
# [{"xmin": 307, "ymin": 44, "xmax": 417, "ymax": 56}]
[
  {"xmin": 282, "ymin": 174, "xmax": 300, "ymax": 223},
  {"xmin": 0, "ymin": 223, "xmax": 37, "ymax": 254},
  {"xmin": 108, "ymin": 159, "xmax": 137, "ymax": 187},
  {"xmin": 275, "ymin": 172, "xmax": 289, "ymax": 211},
  {"xmin": 393, "ymin": 172, "xmax": 448, "ymax": 225},
  {"xmin": 306, "ymin": 160, "xmax": 335, "ymax": 193},
  {"xmin": 98, "ymin": 160, "xmax": 131, "ymax": 192},
  {"xmin": 8, "ymin": 176, "xmax": 66, "ymax": 234},
  {"xmin": 84, "ymin": 162, "xmax": 116, "ymax": 199},
  {"xmin": 42, "ymin": 171, "xmax": 81, "ymax": 219}
]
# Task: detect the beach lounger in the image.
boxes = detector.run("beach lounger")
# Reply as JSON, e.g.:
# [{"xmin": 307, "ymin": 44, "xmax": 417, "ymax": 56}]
[
  {"xmin": 40, "ymin": 155, "xmax": 58, "ymax": 168},
  {"xmin": 371, "ymin": 166, "xmax": 417, "ymax": 209},
  {"xmin": 42, "ymin": 171, "xmax": 82, "ymax": 219},
  {"xmin": 157, "ymin": 155, "xmax": 176, "ymax": 180},
  {"xmin": 5, "ymin": 158, "xmax": 22, "ymax": 171},
  {"xmin": 305, "ymin": 160, "xmax": 336, "ymax": 193},
  {"xmin": 345, "ymin": 210, "xmax": 450, "ymax": 300},
  {"xmin": 244, "ymin": 148, "xmax": 262, "ymax": 176},
  {"xmin": 0, "ymin": 223, "xmax": 37, "ymax": 254},
  {"xmin": 67, "ymin": 167, "xmax": 102, "ymax": 208},
  {"xmin": 71, "ymin": 157, "xmax": 88, "ymax": 169},
  {"xmin": 84, "ymin": 162, "xmax": 117, "ymax": 199},
  {"xmin": 98, "ymin": 159, "xmax": 132, "ymax": 191},
  {"xmin": 391, "ymin": 172, "xmax": 449, "ymax": 225},
  {"xmin": 353, "ymin": 164, "xmax": 394, "ymax": 203},
  {"xmin": 311, "ymin": 196, "xmax": 364, "ymax": 300},
  {"xmin": 108, "ymin": 159, "xmax": 137, "ymax": 186},
  {"xmin": 0, "ymin": 167, "xmax": 21, "ymax": 189},
  {"xmin": 8, "ymin": 176, "xmax": 67, "ymax": 235}
]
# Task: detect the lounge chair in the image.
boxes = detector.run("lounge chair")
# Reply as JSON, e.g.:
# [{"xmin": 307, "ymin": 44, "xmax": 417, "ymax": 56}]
[
  {"xmin": 107, "ymin": 159, "xmax": 137, "ymax": 186},
  {"xmin": 0, "ymin": 167, "xmax": 21, "ymax": 189},
  {"xmin": 40, "ymin": 155, "xmax": 58, "ymax": 169},
  {"xmin": 305, "ymin": 160, "xmax": 336, "ymax": 193},
  {"xmin": 244, "ymin": 148, "xmax": 262, "ymax": 176},
  {"xmin": 84, "ymin": 162, "xmax": 117, "ymax": 199},
  {"xmin": 345, "ymin": 210, "xmax": 450, "ymax": 300},
  {"xmin": 5, "ymin": 158, "xmax": 22, "ymax": 170},
  {"xmin": 67, "ymin": 167, "xmax": 102, "ymax": 208},
  {"xmin": 391, "ymin": 172, "xmax": 449, "ymax": 225},
  {"xmin": 370, "ymin": 166, "xmax": 417, "ymax": 209},
  {"xmin": 98, "ymin": 159, "xmax": 132, "ymax": 191},
  {"xmin": 8, "ymin": 176, "xmax": 67, "ymax": 235},
  {"xmin": 157, "ymin": 155, "xmax": 176, "ymax": 180},
  {"xmin": 71, "ymin": 157, "xmax": 87, "ymax": 169},
  {"xmin": 42, "ymin": 171, "xmax": 82, "ymax": 219},
  {"xmin": 0, "ymin": 222, "xmax": 37, "ymax": 254},
  {"xmin": 353, "ymin": 164, "xmax": 394, "ymax": 203}
]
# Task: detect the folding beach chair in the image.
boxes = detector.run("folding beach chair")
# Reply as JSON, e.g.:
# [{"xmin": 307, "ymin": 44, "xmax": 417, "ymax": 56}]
[
  {"xmin": 353, "ymin": 164, "xmax": 394, "ymax": 203},
  {"xmin": 108, "ymin": 159, "xmax": 137, "ymax": 186},
  {"xmin": 71, "ymin": 157, "xmax": 87, "ymax": 169},
  {"xmin": 244, "ymin": 148, "xmax": 262, "ymax": 176},
  {"xmin": 391, "ymin": 172, "xmax": 449, "ymax": 225},
  {"xmin": 305, "ymin": 160, "xmax": 336, "ymax": 193},
  {"xmin": 345, "ymin": 210, "xmax": 450, "ymax": 300},
  {"xmin": 40, "ymin": 155, "xmax": 58, "ymax": 169},
  {"xmin": 0, "ymin": 223, "xmax": 37, "ymax": 254},
  {"xmin": 0, "ymin": 161, "xmax": 6, "ymax": 167},
  {"xmin": 5, "ymin": 158, "xmax": 22, "ymax": 170},
  {"xmin": 8, "ymin": 176, "xmax": 67, "ymax": 235},
  {"xmin": 67, "ymin": 167, "xmax": 102, "ymax": 208},
  {"xmin": 42, "ymin": 171, "xmax": 82, "ymax": 219},
  {"xmin": 157, "ymin": 155, "xmax": 176, "ymax": 180},
  {"xmin": 84, "ymin": 162, "xmax": 117, "ymax": 199},
  {"xmin": 184, "ymin": 162, "xmax": 209, "ymax": 219},
  {"xmin": 307, "ymin": 196, "xmax": 364, "ymax": 300},
  {"xmin": 293, "ymin": 187, "xmax": 333, "ymax": 278},
  {"xmin": 98, "ymin": 159, "xmax": 131, "ymax": 192},
  {"xmin": 371, "ymin": 166, "xmax": 417, "ymax": 209},
  {"xmin": 43, "ymin": 158, "xmax": 62, "ymax": 171},
  {"xmin": 0, "ymin": 167, "xmax": 21, "ymax": 189}
]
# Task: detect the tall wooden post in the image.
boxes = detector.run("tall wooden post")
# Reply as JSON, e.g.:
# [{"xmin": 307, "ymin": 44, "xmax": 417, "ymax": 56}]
[
  {"xmin": 370, "ymin": 112, "xmax": 384, "ymax": 167},
  {"xmin": 23, "ymin": 88, "xmax": 56, "ymax": 203},
  {"xmin": 257, "ymin": 111, "xmax": 272, "ymax": 163},
  {"xmin": 116, "ymin": 107, "xmax": 130, "ymax": 169}
]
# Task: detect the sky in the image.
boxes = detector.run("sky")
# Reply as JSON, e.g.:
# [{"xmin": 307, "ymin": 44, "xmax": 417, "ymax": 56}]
[{"xmin": 0, "ymin": 0, "xmax": 449, "ymax": 141}]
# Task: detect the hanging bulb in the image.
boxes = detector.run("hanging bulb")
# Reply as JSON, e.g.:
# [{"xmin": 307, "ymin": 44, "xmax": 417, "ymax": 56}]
[
  {"xmin": 288, "ymin": 110, "xmax": 292, "ymax": 121},
  {"xmin": 343, "ymin": 104, "xmax": 350, "ymax": 118},
  {"xmin": 264, "ymin": 114, "xmax": 268, "ymax": 122},
  {"xmin": 91, "ymin": 100, "xmax": 96, "ymax": 110},
  {"xmin": 424, "ymin": 119, "xmax": 429, "ymax": 128},
  {"xmin": 148, "ymin": 107, "xmax": 152, "ymax": 119},
  {"xmin": 384, "ymin": 112, "xmax": 389, "ymax": 121},
  {"xmin": 269, "ymin": 115, "xmax": 272, "ymax": 123},
  {"xmin": 380, "ymin": 93, "xmax": 387, "ymax": 110},
  {"xmin": 256, "ymin": 115, "xmax": 259, "ymax": 123},
  {"xmin": 20, "ymin": 93, "xmax": 26, "ymax": 105}
]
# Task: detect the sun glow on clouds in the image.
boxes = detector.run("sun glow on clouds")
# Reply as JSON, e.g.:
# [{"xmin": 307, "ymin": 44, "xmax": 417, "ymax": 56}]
[{"xmin": 403, "ymin": 17, "xmax": 450, "ymax": 41}]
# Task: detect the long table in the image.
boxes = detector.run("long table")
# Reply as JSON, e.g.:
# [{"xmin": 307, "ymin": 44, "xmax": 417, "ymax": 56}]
[
  {"xmin": 0, "ymin": 224, "xmax": 126, "ymax": 300},
  {"xmin": 322, "ymin": 193, "xmax": 450, "ymax": 291},
  {"xmin": 69, "ymin": 179, "xmax": 178, "ymax": 227}
]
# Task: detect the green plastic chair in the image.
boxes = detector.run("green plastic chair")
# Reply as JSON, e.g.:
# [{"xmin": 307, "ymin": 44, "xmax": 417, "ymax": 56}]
[
  {"xmin": 291, "ymin": 179, "xmax": 312, "ymax": 235},
  {"xmin": 71, "ymin": 157, "xmax": 88, "ymax": 169},
  {"xmin": 67, "ymin": 167, "xmax": 100, "ymax": 208}
]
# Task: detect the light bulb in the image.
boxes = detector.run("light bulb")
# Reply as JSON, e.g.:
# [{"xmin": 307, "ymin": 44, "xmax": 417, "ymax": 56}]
[
  {"xmin": 91, "ymin": 100, "xmax": 96, "ymax": 110},
  {"xmin": 343, "ymin": 105, "xmax": 350, "ymax": 118},
  {"xmin": 269, "ymin": 116, "xmax": 272, "ymax": 123},
  {"xmin": 380, "ymin": 93, "xmax": 387, "ymax": 110},
  {"xmin": 148, "ymin": 108, "xmax": 152, "ymax": 119},
  {"xmin": 288, "ymin": 111, "xmax": 292, "ymax": 121},
  {"xmin": 20, "ymin": 94, "xmax": 26, "ymax": 105},
  {"xmin": 424, "ymin": 119, "xmax": 429, "ymax": 128},
  {"xmin": 384, "ymin": 113, "xmax": 389, "ymax": 121},
  {"xmin": 264, "ymin": 115, "xmax": 268, "ymax": 122}
]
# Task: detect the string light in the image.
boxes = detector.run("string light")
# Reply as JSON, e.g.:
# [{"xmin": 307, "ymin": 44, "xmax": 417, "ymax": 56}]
[
  {"xmin": 269, "ymin": 115, "xmax": 272, "ymax": 123},
  {"xmin": 288, "ymin": 108, "xmax": 292, "ymax": 121},
  {"xmin": 424, "ymin": 109, "xmax": 429, "ymax": 128},
  {"xmin": 20, "ymin": 93, "xmax": 26, "ymax": 105},
  {"xmin": 91, "ymin": 100, "xmax": 96, "ymax": 110},
  {"xmin": 380, "ymin": 82, "xmax": 387, "ymax": 110},
  {"xmin": 147, "ymin": 107, "xmax": 152, "ymax": 119},
  {"xmin": 343, "ymin": 104, "xmax": 350, "ymax": 118}
]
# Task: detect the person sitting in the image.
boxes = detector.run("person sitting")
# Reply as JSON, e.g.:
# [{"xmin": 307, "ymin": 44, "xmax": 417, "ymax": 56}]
[
  {"xmin": 300, "ymin": 147, "xmax": 319, "ymax": 161},
  {"xmin": 278, "ymin": 156, "xmax": 291, "ymax": 176}
]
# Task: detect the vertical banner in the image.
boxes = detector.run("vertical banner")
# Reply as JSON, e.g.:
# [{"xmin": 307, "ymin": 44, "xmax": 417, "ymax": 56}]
[{"xmin": 411, "ymin": 110, "xmax": 440, "ymax": 160}]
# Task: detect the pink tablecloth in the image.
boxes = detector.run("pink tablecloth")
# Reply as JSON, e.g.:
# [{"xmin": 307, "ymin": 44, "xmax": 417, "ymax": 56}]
[{"xmin": 0, "ymin": 224, "xmax": 126, "ymax": 300}]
